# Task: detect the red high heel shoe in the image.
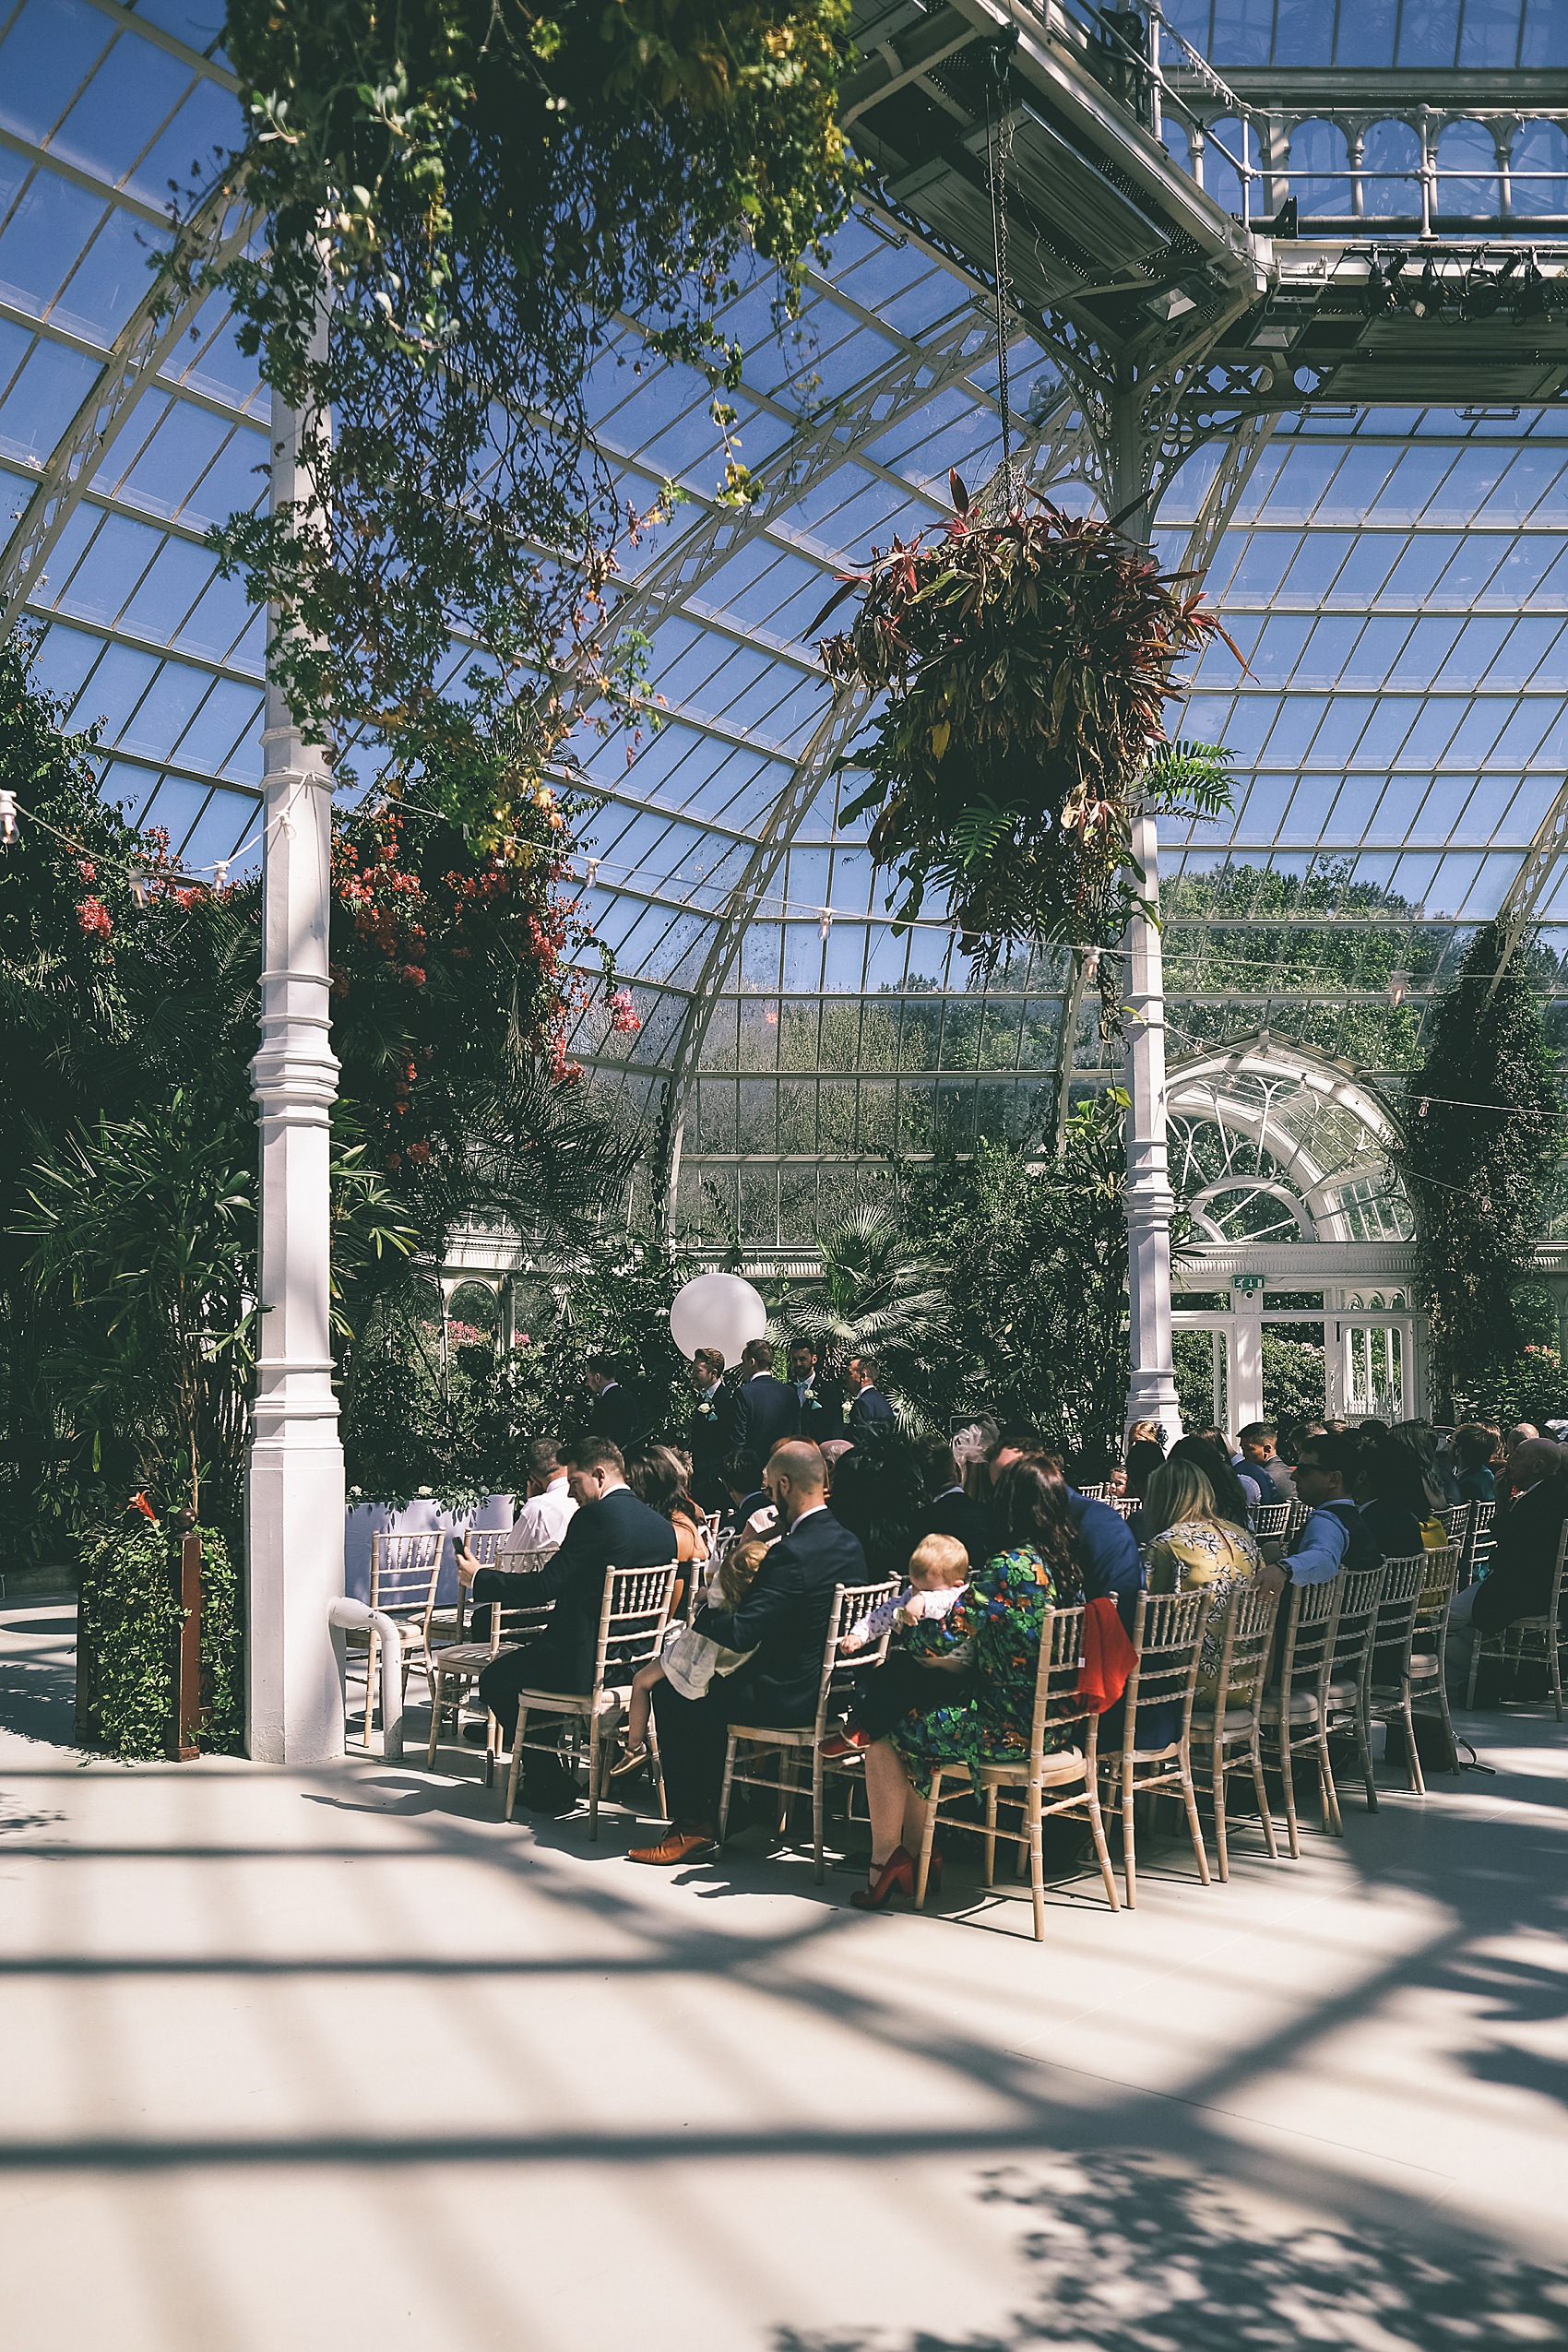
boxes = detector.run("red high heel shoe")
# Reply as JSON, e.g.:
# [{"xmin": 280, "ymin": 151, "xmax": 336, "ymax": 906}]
[{"xmin": 850, "ymin": 1846, "xmax": 915, "ymax": 1909}]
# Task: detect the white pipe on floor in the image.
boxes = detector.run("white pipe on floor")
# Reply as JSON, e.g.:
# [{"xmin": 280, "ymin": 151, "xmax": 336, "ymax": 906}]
[{"xmin": 327, "ymin": 1598, "xmax": 404, "ymax": 1761}]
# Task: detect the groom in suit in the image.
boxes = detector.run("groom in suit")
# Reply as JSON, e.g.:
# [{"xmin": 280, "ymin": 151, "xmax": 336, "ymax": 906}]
[
  {"xmin": 631, "ymin": 1439, "xmax": 868, "ymax": 1864},
  {"xmin": 786, "ymin": 1336, "xmax": 844, "ymax": 1441}
]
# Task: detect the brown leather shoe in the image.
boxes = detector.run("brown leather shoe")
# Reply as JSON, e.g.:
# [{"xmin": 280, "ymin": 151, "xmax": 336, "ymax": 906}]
[{"xmin": 628, "ymin": 1826, "xmax": 717, "ymax": 1866}]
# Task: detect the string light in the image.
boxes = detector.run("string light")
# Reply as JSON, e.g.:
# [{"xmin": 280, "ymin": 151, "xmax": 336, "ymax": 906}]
[{"xmin": 0, "ymin": 790, "xmax": 17, "ymax": 843}]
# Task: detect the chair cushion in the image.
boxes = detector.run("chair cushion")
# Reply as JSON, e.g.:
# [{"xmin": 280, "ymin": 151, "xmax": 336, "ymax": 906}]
[
  {"xmin": 1408, "ymin": 1652, "xmax": 1440, "ymax": 1679},
  {"xmin": 730, "ymin": 1724, "xmax": 814, "ymax": 1747},
  {"xmin": 515, "ymin": 1687, "xmax": 621, "ymax": 1716},
  {"xmin": 431, "ymin": 1644, "xmax": 497, "ymax": 1675},
  {"xmin": 1261, "ymin": 1691, "xmax": 1320, "ymax": 1723},
  {"xmin": 1192, "ymin": 1707, "xmax": 1257, "ymax": 1735},
  {"xmin": 976, "ymin": 1748, "xmax": 1087, "ymax": 1788}
]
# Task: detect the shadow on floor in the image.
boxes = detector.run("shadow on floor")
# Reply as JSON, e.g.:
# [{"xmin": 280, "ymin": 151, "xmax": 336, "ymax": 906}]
[
  {"xmin": 773, "ymin": 2151, "xmax": 1568, "ymax": 2349},
  {"xmin": 0, "ymin": 1604, "xmax": 79, "ymax": 1752}
]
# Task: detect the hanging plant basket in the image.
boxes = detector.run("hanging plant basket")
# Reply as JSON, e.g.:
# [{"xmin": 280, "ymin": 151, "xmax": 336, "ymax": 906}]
[{"xmin": 817, "ymin": 477, "xmax": 1239, "ymax": 964}]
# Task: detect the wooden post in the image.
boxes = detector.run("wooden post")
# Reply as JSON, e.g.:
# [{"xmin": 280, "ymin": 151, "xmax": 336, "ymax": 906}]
[{"xmin": 172, "ymin": 1530, "xmax": 202, "ymax": 1760}]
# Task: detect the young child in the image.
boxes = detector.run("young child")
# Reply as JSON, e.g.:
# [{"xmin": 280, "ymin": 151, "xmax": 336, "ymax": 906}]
[
  {"xmin": 610, "ymin": 1536, "xmax": 769, "ymax": 1781},
  {"xmin": 821, "ymin": 1531, "xmax": 972, "ymax": 1756}
]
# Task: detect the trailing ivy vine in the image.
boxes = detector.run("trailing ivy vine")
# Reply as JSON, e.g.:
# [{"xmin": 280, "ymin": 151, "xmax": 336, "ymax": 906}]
[
  {"xmin": 1392, "ymin": 918, "xmax": 1565, "ymax": 1416},
  {"xmin": 204, "ymin": 0, "xmax": 858, "ymax": 842}
]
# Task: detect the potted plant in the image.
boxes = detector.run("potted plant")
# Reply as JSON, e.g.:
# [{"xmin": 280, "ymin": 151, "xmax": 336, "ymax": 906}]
[{"xmin": 817, "ymin": 477, "xmax": 1238, "ymax": 996}]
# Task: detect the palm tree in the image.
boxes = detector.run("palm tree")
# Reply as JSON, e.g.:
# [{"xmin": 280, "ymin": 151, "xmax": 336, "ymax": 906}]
[{"xmin": 779, "ymin": 1196, "xmax": 951, "ymax": 1374}]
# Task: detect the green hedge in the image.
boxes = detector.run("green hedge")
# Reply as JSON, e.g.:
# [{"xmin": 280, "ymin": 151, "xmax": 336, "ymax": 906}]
[{"xmin": 76, "ymin": 1520, "xmax": 244, "ymax": 1760}]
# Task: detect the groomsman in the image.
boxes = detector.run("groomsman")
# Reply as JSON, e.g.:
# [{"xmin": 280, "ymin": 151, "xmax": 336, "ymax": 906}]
[
  {"xmin": 585, "ymin": 1354, "xmax": 638, "ymax": 1448},
  {"xmin": 845, "ymin": 1351, "xmax": 897, "ymax": 1433},
  {"xmin": 733, "ymin": 1337, "xmax": 797, "ymax": 1463},
  {"xmin": 684, "ymin": 1348, "xmax": 738, "ymax": 1510},
  {"xmin": 786, "ymin": 1336, "xmax": 844, "ymax": 1440}
]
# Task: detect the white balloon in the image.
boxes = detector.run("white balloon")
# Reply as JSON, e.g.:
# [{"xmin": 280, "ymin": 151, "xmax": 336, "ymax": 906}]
[{"xmin": 670, "ymin": 1272, "xmax": 769, "ymax": 1368}]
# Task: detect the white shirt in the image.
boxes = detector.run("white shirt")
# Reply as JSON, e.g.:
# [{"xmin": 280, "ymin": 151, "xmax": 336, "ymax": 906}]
[{"xmin": 499, "ymin": 1476, "xmax": 576, "ymax": 1562}]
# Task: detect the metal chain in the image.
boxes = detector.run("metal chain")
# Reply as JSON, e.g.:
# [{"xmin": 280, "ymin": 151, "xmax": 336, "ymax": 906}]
[{"xmin": 986, "ymin": 41, "xmax": 1017, "ymax": 507}]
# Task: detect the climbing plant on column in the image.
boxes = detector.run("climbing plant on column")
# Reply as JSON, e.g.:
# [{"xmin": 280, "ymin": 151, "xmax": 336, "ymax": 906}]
[{"xmin": 1392, "ymin": 919, "xmax": 1565, "ymax": 1418}]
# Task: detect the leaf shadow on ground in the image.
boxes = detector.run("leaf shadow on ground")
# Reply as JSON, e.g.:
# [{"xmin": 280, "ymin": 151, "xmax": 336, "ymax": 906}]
[{"xmin": 773, "ymin": 2150, "xmax": 1568, "ymax": 2350}]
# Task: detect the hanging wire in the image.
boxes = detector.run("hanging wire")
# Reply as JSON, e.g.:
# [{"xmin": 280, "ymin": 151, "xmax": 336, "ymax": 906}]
[{"xmin": 985, "ymin": 34, "xmax": 1019, "ymax": 510}]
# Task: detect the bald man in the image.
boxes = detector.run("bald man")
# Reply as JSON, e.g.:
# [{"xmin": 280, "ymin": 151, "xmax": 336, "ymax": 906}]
[
  {"xmin": 630, "ymin": 1439, "xmax": 868, "ymax": 1865},
  {"xmin": 1448, "ymin": 1435, "xmax": 1567, "ymax": 1695}
]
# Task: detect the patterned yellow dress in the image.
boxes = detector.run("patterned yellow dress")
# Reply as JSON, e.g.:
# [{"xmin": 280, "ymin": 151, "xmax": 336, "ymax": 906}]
[
  {"xmin": 889, "ymin": 1544, "xmax": 1076, "ymax": 1797},
  {"xmin": 1144, "ymin": 1514, "xmax": 1261, "ymax": 1697}
]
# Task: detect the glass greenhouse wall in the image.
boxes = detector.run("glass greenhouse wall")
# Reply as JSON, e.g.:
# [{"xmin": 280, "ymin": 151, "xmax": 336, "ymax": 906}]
[{"xmin": 3, "ymin": 0, "xmax": 1567, "ymax": 1256}]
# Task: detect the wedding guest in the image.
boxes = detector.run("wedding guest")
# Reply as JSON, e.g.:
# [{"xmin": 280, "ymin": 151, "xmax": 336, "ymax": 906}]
[
  {"xmin": 1451, "ymin": 1422, "xmax": 1499, "ymax": 1507},
  {"xmin": 913, "ymin": 1431, "xmax": 996, "ymax": 1570},
  {"xmin": 1354, "ymin": 1435, "xmax": 1429, "ymax": 1562},
  {"xmin": 786, "ymin": 1336, "xmax": 844, "ymax": 1438},
  {"xmin": 626, "ymin": 1446, "xmax": 712, "ymax": 1569},
  {"xmin": 822, "ymin": 1531, "xmax": 972, "ymax": 1755},
  {"xmin": 733, "ymin": 1338, "xmax": 796, "ymax": 1462},
  {"xmin": 850, "ymin": 1460, "xmax": 1089, "ymax": 1908},
  {"xmin": 612, "ymin": 1536, "xmax": 770, "ymax": 1782},
  {"xmin": 1256, "ymin": 1431, "xmax": 1379, "ymax": 1595},
  {"xmin": 1169, "ymin": 1432, "xmax": 1257, "ymax": 1528},
  {"xmin": 1124, "ymin": 1435, "xmax": 1166, "ymax": 1502},
  {"xmin": 845, "ymin": 1351, "xmax": 897, "ymax": 1432},
  {"xmin": 1392, "ymin": 1420, "xmax": 1459, "ymax": 1509},
  {"xmin": 1144, "ymin": 1457, "xmax": 1262, "ymax": 1698},
  {"xmin": 1447, "ymin": 1437, "xmax": 1568, "ymax": 1693},
  {"xmin": 829, "ymin": 1431, "xmax": 923, "ymax": 1584},
  {"xmin": 493, "ymin": 1439, "xmax": 576, "ymax": 1560},
  {"xmin": 461, "ymin": 1438, "xmax": 678, "ymax": 1802},
  {"xmin": 585, "ymin": 1354, "xmax": 638, "ymax": 1448},
  {"xmin": 684, "ymin": 1348, "xmax": 737, "ymax": 1510},
  {"xmin": 1237, "ymin": 1422, "xmax": 1296, "ymax": 1505},
  {"xmin": 984, "ymin": 1423, "xmax": 1048, "ymax": 1485},
  {"xmin": 630, "ymin": 1440, "xmax": 868, "ymax": 1865},
  {"xmin": 454, "ymin": 1437, "xmax": 575, "ymax": 1647},
  {"xmin": 719, "ymin": 1446, "xmax": 770, "ymax": 1538}
]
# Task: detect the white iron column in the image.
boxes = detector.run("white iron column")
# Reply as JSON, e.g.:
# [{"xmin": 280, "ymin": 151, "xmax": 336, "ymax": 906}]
[
  {"xmin": 1111, "ymin": 386, "xmax": 1182, "ymax": 1442},
  {"xmin": 1123, "ymin": 803, "xmax": 1183, "ymax": 1440},
  {"xmin": 245, "ymin": 379, "xmax": 345, "ymax": 1764}
]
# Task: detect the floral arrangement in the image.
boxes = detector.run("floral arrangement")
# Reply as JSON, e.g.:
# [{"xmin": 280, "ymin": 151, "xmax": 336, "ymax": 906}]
[{"xmin": 818, "ymin": 479, "xmax": 1238, "ymax": 963}]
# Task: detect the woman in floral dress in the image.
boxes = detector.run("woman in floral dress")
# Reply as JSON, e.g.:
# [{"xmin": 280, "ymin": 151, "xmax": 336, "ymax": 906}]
[{"xmin": 853, "ymin": 1460, "xmax": 1089, "ymax": 1907}]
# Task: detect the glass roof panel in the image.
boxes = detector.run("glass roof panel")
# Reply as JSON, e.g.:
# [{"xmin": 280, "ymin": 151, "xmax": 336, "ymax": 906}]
[{"xmin": 3, "ymin": 0, "xmax": 1568, "ymax": 1241}]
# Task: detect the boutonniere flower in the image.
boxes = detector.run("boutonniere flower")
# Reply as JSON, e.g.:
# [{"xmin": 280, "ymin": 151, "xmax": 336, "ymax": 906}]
[
  {"xmin": 802, "ymin": 1384, "xmax": 818, "ymax": 1406},
  {"xmin": 697, "ymin": 1400, "xmax": 718, "ymax": 1421}
]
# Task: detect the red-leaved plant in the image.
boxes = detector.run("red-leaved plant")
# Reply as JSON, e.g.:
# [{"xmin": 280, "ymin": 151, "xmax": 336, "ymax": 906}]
[{"xmin": 817, "ymin": 475, "xmax": 1240, "ymax": 966}]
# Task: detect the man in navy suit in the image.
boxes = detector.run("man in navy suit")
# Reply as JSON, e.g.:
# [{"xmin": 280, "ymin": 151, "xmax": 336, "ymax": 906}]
[
  {"xmin": 845, "ymin": 1352, "xmax": 897, "ymax": 1433},
  {"xmin": 732, "ymin": 1338, "xmax": 797, "ymax": 1464},
  {"xmin": 464, "ymin": 1439, "xmax": 677, "ymax": 1790},
  {"xmin": 631, "ymin": 1439, "xmax": 869, "ymax": 1864},
  {"xmin": 684, "ymin": 1347, "xmax": 738, "ymax": 1510},
  {"xmin": 786, "ymin": 1336, "xmax": 844, "ymax": 1440},
  {"xmin": 585, "ymin": 1355, "xmax": 639, "ymax": 1449}
]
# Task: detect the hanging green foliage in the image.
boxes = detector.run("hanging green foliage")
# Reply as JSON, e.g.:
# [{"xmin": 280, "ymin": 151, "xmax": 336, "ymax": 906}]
[
  {"xmin": 206, "ymin": 0, "xmax": 858, "ymax": 839},
  {"xmin": 817, "ymin": 484, "xmax": 1236, "ymax": 964},
  {"xmin": 1392, "ymin": 919, "xmax": 1565, "ymax": 1414}
]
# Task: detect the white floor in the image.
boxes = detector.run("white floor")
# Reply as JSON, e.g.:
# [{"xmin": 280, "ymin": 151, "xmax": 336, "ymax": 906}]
[{"xmin": 1, "ymin": 1596, "xmax": 1566, "ymax": 2351}]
